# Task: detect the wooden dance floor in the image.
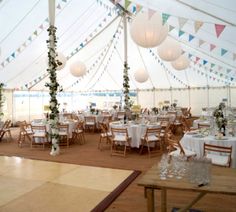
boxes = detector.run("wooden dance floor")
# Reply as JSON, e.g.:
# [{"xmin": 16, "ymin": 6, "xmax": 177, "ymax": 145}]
[{"xmin": 0, "ymin": 156, "xmax": 134, "ymax": 212}]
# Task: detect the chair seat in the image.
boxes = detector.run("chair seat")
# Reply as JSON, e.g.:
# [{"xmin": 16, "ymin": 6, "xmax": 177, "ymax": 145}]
[
  {"xmin": 86, "ymin": 122, "xmax": 95, "ymax": 125},
  {"xmin": 206, "ymin": 153, "xmax": 229, "ymax": 167},
  {"xmin": 33, "ymin": 132, "xmax": 46, "ymax": 137},
  {"xmin": 114, "ymin": 135, "xmax": 131, "ymax": 143},
  {"xmin": 101, "ymin": 132, "xmax": 112, "ymax": 138},
  {"xmin": 141, "ymin": 134, "xmax": 159, "ymax": 142},
  {"xmin": 170, "ymin": 148, "xmax": 196, "ymax": 158}
]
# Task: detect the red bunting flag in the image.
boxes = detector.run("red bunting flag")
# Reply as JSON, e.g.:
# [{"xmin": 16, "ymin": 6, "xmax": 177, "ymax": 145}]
[
  {"xmin": 215, "ymin": 24, "xmax": 225, "ymax": 38},
  {"xmin": 194, "ymin": 57, "xmax": 200, "ymax": 64}
]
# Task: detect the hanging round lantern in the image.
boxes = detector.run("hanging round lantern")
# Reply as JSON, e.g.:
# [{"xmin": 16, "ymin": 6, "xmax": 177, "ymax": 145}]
[
  {"xmin": 171, "ymin": 54, "xmax": 190, "ymax": 70},
  {"xmin": 158, "ymin": 37, "xmax": 182, "ymax": 61},
  {"xmin": 130, "ymin": 11, "xmax": 168, "ymax": 48},
  {"xmin": 56, "ymin": 52, "xmax": 67, "ymax": 70},
  {"xmin": 70, "ymin": 61, "xmax": 87, "ymax": 77},
  {"xmin": 134, "ymin": 68, "xmax": 149, "ymax": 83}
]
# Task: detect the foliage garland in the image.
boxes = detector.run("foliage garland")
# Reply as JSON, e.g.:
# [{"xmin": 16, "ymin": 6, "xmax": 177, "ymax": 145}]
[
  {"xmin": 45, "ymin": 25, "xmax": 62, "ymax": 155},
  {"xmin": 0, "ymin": 83, "xmax": 4, "ymax": 118},
  {"xmin": 123, "ymin": 61, "xmax": 131, "ymax": 111}
]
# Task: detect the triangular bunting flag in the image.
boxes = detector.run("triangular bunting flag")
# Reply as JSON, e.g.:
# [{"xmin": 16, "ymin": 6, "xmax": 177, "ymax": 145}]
[
  {"xmin": 162, "ymin": 13, "xmax": 170, "ymax": 25},
  {"xmin": 194, "ymin": 21, "xmax": 203, "ymax": 33},
  {"xmin": 227, "ymin": 69, "xmax": 231, "ymax": 73},
  {"xmin": 148, "ymin": 8, "xmax": 155, "ymax": 20},
  {"xmin": 62, "ymin": 0, "xmax": 67, "ymax": 2},
  {"xmin": 57, "ymin": 4, "xmax": 61, "ymax": 9},
  {"xmin": 11, "ymin": 52, "xmax": 15, "ymax": 58},
  {"xmin": 188, "ymin": 34, "xmax": 195, "ymax": 42},
  {"xmin": 188, "ymin": 53, "xmax": 192, "ymax": 58},
  {"xmin": 132, "ymin": 5, "xmax": 136, "ymax": 13},
  {"xmin": 211, "ymin": 63, "xmax": 215, "ymax": 68},
  {"xmin": 203, "ymin": 60, "xmax": 208, "ymax": 65},
  {"xmin": 45, "ymin": 18, "xmax": 49, "ymax": 23},
  {"xmin": 215, "ymin": 24, "xmax": 226, "ymax": 38},
  {"xmin": 233, "ymin": 53, "xmax": 236, "ymax": 61},
  {"xmin": 17, "ymin": 47, "xmax": 21, "ymax": 53},
  {"xmin": 194, "ymin": 57, "xmax": 200, "ymax": 64},
  {"xmin": 33, "ymin": 30, "xmax": 38, "ymax": 36},
  {"xmin": 28, "ymin": 36, "xmax": 32, "ymax": 41},
  {"xmin": 221, "ymin": 48, "xmax": 228, "ymax": 56},
  {"xmin": 178, "ymin": 17, "xmax": 188, "ymax": 29},
  {"xmin": 124, "ymin": 0, "xmax": 131, "ymax": 9},
  {"xmin": 178, "ymin": 30, "xmax": 185, "ymax": 37},
  {"xmin": 136, "ymin": 4, "xmax": 142, "ymax": 13},
  {"xmin": 169, "ymin": 25, "xmax": 175, "ymax": 32},
  {"xmin": 199, "ymin": 39, "xmax": 205, "ymax": 47},
  {"xmin": 6, "ymin": 57, "xmax": 10, "ymax": 62},
  {"xmin": 39, "ymin": 24, "xmax": 44, "ymax": 30},
  {"xmin": 210, "ymin": 44, "xmax": 216, "ymax": 51}
]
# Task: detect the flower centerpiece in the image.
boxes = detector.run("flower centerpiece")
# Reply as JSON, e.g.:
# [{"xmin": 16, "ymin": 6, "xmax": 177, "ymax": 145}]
[
  {"xmin": 213, "ymin": 102, "xmax": 227, "ymax": 136},
  {"xmin": 131, "ymin": 105, "xmax": 141, "ymax": 122}
]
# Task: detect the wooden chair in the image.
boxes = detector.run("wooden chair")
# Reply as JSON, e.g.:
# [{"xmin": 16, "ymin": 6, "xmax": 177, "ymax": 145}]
[
  {"xmin": 198, "ymin": 123, "xmax": 210, "ymax": 129},
  {"xmin": 167, "ymin": 138, "xmax": 196, "ymax": 160},
  {"xmin": 181, "ymin": 116, "xmax": 197, "ymax": 133},
  {"xmin": 111, "ymin": 128, "xmax": 131, "ymax": 157},
  {"xmin": 72, "ymin": 121, "xmax": 85, "ymax": 144},
  {"xmin": 117, "ymin": 111, "xmax": 125, "ymax": 120},
  {"xmin": 18, "ymin": 121, "xmax": 34, "ymax": 147},
  {"xmin": 139, "ymin": 127, "xmax": 162, "ymax": 158},
  {"xmin": 84, "ymin": 116, "xmax": 96, "ymax": 132},
  {"xmin": 58, "ymin": 124, "xmax": 69, "ymax": 147},
  {"xmin": 31, "ymin": 125, "xmax": 48, "ymax": 149},
  {"xmin": 204, "ymin": 143, "xmax": 232, "ymax": 167},
  {"xmin": 98, "ymin": 123, "xmax": 112, "ymax": 151},
  {"xmin": 0, "ymin": 119, "xmax": 12, "ymax": 141}
]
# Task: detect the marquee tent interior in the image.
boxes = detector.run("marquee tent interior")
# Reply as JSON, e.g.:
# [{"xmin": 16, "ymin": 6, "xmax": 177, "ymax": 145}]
[{"xmin": 0, "ymin": 0, "xmax": 236, "ymax": 121}]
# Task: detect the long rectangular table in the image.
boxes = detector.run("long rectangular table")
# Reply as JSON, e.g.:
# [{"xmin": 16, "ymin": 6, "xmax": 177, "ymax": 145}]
[{"xmin": 138, "ymin": 164, "xmax": 236, "ymax": 212}]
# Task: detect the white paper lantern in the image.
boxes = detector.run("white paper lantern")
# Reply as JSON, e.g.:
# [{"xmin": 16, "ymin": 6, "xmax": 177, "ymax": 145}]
[
  {"xmin": 130, "ymin": 11, "xmax": 168, "ymax": 48},
  {"xmin": 134, "ymin": 68, "xmax": 149, "ymax": 83},
  {"xmin": 158, "ymin": 37, "xmax": 182, "ymax": 61},
  {"xmin": 70, "ymin": 61, "xmax": 87, "ymax": 77},
  {"xmin": 56, "ymin": 52, "xmax": 67, "ymax": 70},
  {"xmin": 171, "ymin": 54, "xmax": 190, "ymax": 70}
]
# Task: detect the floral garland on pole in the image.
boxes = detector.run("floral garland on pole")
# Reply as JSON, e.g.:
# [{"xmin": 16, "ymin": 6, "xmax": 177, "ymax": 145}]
[
  {"xmin": 45, "ymin": 25, "xmax": 62, "ymax": 156},
  {"xmin": 0, "ymin": 83, "xmax": 4, "ymax": 119},
  {"xmin": 123, "ymin": 61, "xmax": 131, "ymax": 111}
]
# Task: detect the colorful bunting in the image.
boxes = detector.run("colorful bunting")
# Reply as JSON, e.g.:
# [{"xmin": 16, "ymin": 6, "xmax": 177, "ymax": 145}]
[
  {"xmin": 124, "ymin": 0, "xmax": 131, "ymax": 9},
  {"xmin": 178, "ymin": 30, "xmax": 185, "ymax": 37},
  {"xmin": 194, "ymin": 21, "xmax": 203, "ymax": 33},
  {"xmin": 210, "ymin": 44, "xmax": 216, "ymax": 51},
  {"xmin": 178, "ymin": 17, "xmax": 188, "ymax": 29},
  {"xmin": 221, "ymin": 48, "xmax": 228, "ymax": 56},
  {"xmin": 188, "ymin": 34, "xmax": 195, "ymax": 42},
  {"xmin": 162, "ymin": 13, "xmax": 170, "ymax": 25},
  {"xmin": 215, "ymin": 24, "xmax": 226, "ymax": 38},
  {"xmin": 199, "ymin": 39, "xmax": 205, "ymax": 47},
  {"xmin": 148, "ymin": 8, "xmax": 155, "ymax": 19}
]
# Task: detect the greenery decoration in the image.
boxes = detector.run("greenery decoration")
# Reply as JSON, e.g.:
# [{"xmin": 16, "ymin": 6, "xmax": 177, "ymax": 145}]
[
  {"xmin": 213, "ymin": 102, "xmax": 227, "ymax": 134},
  {"xmin": 123, "ymin": 62, "xmax": 132, "ymax": 111},
  {"xmin": 0, "ymin": 83, "xmax": 4, "ymax": 118},
  {"xmin": 45, "ymin": 25, "xmax": 63, "ymax": 156}
]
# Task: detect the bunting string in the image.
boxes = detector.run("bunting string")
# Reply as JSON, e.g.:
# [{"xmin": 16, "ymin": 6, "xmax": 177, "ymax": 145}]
[{"xmin": 0, "ymin": 0, "xmax": 72, "ymax": 70}]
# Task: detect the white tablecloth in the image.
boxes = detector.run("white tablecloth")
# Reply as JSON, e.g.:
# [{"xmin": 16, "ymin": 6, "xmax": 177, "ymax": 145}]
[
  {"xmin": 109, "ymin": 122, "xmax": 161, "ymax": 148},
  {"xmin": 31, "ymin": 120, "xmax": 77, "ymax": 138},
  {"xmin": 180, "ymin": 133, "xmax": 236, "ymax": 168}
]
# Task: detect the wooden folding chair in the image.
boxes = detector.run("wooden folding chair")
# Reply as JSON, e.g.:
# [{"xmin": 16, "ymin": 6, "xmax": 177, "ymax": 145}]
[
  {"xmin": 111, "ymin": 127, "xmax": 131, "ymax": 157},
  {"xmin": 58, "ymin": 124, "xmax": 69, "ymax": 147},
  {"xmin": 139, "ymin": 127, "xmax": 162, "ymax": 158},
  {"xmin": 31, "ymin": 125, "xmax": 48, "ymax": 149},
  {"xmin": 18, "ymin": 121, "xmax": 34, "ymax": 147},
  {"xmin": 167, "ymin": 138, "xmax": 196, "ymax": 160},
  {"xmin": 98, "ymin": 123, "xmax": 112, "ymax": 151},
  {"xmin": 204, "ymin": 143, "xmax": 232, "ymax": 167}
]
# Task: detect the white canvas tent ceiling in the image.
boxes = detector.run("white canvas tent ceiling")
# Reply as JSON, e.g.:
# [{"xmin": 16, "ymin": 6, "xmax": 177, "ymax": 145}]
[{"xmin": 0, "ymin": 0, "xmax": 236, "ymax": 92}]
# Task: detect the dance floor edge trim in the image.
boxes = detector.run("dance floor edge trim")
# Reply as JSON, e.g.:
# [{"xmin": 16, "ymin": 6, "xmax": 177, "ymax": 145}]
[{"xmin": 91, "ymin": 170, "xmax": 141, "ymax": 212}]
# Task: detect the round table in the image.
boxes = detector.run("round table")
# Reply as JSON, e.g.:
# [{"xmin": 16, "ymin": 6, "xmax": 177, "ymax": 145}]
[{"xmin": 109, "ymin": 122, "xmax": 161, "ymax": 148}]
